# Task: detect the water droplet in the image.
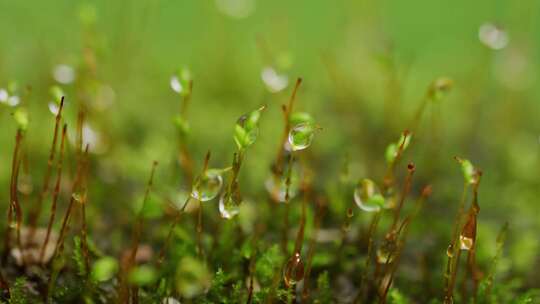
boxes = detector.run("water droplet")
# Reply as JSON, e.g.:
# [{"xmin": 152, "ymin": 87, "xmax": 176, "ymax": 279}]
[
  {"xmin": 53, "ymin": 64, "xmax": 76, "ymax": 84},
  {"xmin": 459, "ymin": 235, "xmax": 473, "ymax": 251},
  {"xmin": 376, "ymin": 247, "xmax": 395, "ymax": 264},
  {"xmin": 0, "ymin": 89, "xmax": 8, "ymax": 103},
  {"xmin": 72, "ymin": 192, "xmax": 87, "ymax": 204},
  {"xmin": 261, "ymin": 66, "xmax": 288, "ymax": 93},
  {"xmin": 479, "ymin": 22, "xmax": 509, "ymax": 50},
  {"xmin": 219, "ymin": 192, "xmax": 241, "ymax": 219},
  {"xmin": 17, "ymin": 174, "xmax": 33, "ymax": 195},
  {"xmin": 170, "ymin": 76, "xmax": 183, "ymax": 93},
  {"xmin": 7, "ymin": 96, "xmax": 20, "ymax": 107},
  {"xmin": 48, "ymin": 102, "xmax": 60, "ymax": 116},
  {"xmin": 191, "ymin": 171, "xmax": 223, "ymax": 202},
  {"xmin": 354, "ymin": 179, "xmax": 385, "ymax": 212},
  {"xmin": 283, "ymin": 252, "xmax": 304, "ymax": 287},
  {"xmin": 446, "ymin": 244, "xmax": 454, "ymax": 258},
  {"xmin": 288, "ymin": 123, "xmax": 316, "ymax": 151},
  {"xmin": 264, "ymin": 173, "xmax": 299, "ymax": 203},
  {"xmin": 215, "ymin": 0, "xmax": 255, "ymax": 19}
]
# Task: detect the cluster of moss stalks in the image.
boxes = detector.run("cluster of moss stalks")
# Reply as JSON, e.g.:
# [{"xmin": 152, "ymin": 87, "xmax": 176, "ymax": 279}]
[{"xmin": 0, "ymin": 76, "xmax": 538, "ymax": 304}]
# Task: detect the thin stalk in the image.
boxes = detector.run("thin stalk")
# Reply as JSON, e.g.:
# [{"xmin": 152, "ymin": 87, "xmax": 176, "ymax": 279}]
[
  {"xmin": 178, "ymin": 80, "xmax": 194, "ymax": 185},
  {"xmin": 40, "ymin": 124, "xmax": 68, "ymax": 264},
  {"xmin": 275, "ymin": 78, "xmax": 302, "ymax": 177},
  {"xmin": 118, "ymin": 161, "xmax": 158, "ymax": 303},
  {"xmin": 28, "ymin": 97, "xmax": 65, "ymax": 238},
  {"xmin": 282, "ymin": 153, "xmax": 295, "ymax": 254},
  {"xmin": 195, "ymin": 152, "xmax": 211, "ymax": 259},
  {"xmin": 484, "ymin": 222, "xmax": 509, "ymax": 298},
  {"xmin": 80, "ymin": 163, "xmax": 91, "ymax": 276},
  {"xmin": 301, "ymin": 199, "xmax": 325, "ymax": 301},
  {"xmin": 390, "ymin": 163, "xmax": 416, "ymax": 231},
  {"xmin": 3, "ymin": 130, "xmax": 23, "ymax": 261},
  {"xmin": 356, "ymin": 211, "xmax": 382, "ymax": 304},
  {"xmin": 382, "ymin": 130, "xmax": 411, "ymax": 191},
  {"xmin": 379, "ymin": 186, "xmax": 432, "ymax": 303}
]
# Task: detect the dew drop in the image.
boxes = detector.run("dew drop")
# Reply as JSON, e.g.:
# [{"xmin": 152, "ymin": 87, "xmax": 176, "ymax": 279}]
[
  {"xmin": 261, "ymin": 66, "xmax": 288, "ymax": 93},
  {"xmin": 0, "ymin": 89, "xmax": 8, "ymax": 103},
  {"xmin": 72, "ymin": 192, "xmax": 87, "ymax": 204},
  {"xmin": 283, "ymin": 252, "xmax": 304, "ymax": 287},
  {"xmin": 264, "ymin": 173, "xmax": 299, "ymax": 203},
  {"xmin": 354, "ymin": 179, "xmax": 385, "ymax": 212},
  {"xmin": 7, "ymin": 96, "xmax": 20, "ymax": 107},
  {"xmin": 446, "ymin": 244, "xmax": 454, "ymax": 258},
  {"xmin": 288, "ymin": 123, "xmax": 315, "ymax": 151},
  {"xmin": 219, "ymin": 193, "xmax": 241, "ymax": 219},
  {"xmin": 191, "ymin": 171, "xmax": 223, "ymax": 202},
  {"xmin": 376, "ymin": 247, "xmax": 395, "ymax": 264},
  {"xmin": 479, "ymin": 22, "xmax": 509, "ymax": 50},
  {"xmin": 53, "ymin": 64, "xmax": 76, "ymax": 84},
  {"xmin": 170, "ymin": 76, "xmax": 183, "ymax": 94},
  {"xmin": 459, "ymin": 235, "xmax": 474, "ymax": 251},
  {"xmin": 48, "ymin": 102, "xmax": 60, "ymax": 116}
]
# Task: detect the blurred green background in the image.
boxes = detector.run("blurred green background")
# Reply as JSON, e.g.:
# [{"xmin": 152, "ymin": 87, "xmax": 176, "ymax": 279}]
[{"xmin": 0, "ymin": 0, "xmax": 539, "ymax": 292}]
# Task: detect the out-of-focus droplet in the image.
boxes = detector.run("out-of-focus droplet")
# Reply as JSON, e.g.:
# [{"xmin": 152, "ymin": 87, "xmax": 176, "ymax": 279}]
[
  {"xmin": 428, "ymin": 77, "xmax": 453, "ymax": 101},
  {"xmin": 191, "ymin": 171, "xmax": 223, "ymax": 202},
  {"xmin": 48, "ymin": 102, "xmax": 60, "ymax": 116},
  {"xmin": 459, "ymin": 235, "xmax": 473, "ymax": 251},
  {"xmin": 261, "ymin": 66, "xmax": 288, "ymax": 93},
  {"xmin": 376, "ymin": 238, "xmax": 397, "ymax": 264},
  {"xmin": 479, "ymin": 22, "xmax": 509, "ymax": 50},
  {"xmin": 53, "ymin": 64, "xmax": 76, "ymax": 84},
  {"xmin": 7, "ymin": 96, "xmax": 20, "ymax": 107},
  {"xmin": 215, "ymin": 0, "xmax": 255, "ymax": 19},
  {"xmin": 219, "ymin": 192, "xmax": 241, "ymax": 219},
  {"xmin": 72, "ymin": 192, "xmax": 87, "ymax": 204},
  {"xmin": 446, "ymin": 244, "xmax": 454, "ymax": 258},
  {"xmin": 264, "ymin": 173, "xmax": 299, "ymax": 203},
  {"xmin": 283, "ymin": 252, "xmax": 304, "ymax": 287},
  {"xmin": 17, "ymin": 174, "xmax": 33, "ymax": 195},
  {"xmin": 288, "ymin": 123, "xmax": 316, "ymax": 151},
  {"xmin": 162, "ymin": 298, "xmax": 181, "ymax": 304},
  {"xmin": 0, "ymin": 89, "xmax": 8, "ymax": 103},
  {"xmin": 354, "ymin": 179, "xmax": 385, "ymax": 212},
  {"xmin": 170, "ymin": 76, "xmax": 183, "ymax": 94}
]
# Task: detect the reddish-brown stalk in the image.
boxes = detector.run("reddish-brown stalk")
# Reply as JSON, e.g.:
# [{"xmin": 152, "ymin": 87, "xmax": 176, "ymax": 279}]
[
  {"xmin": 196, "ymin": 151, "xmax": 211, "ymax": 259},
  {"xmin": 281, "ymin": 154, "xmax": 295, "ymax": 253},
  {"xmin": 28, "ymin": 97, "xmax": 65, "ymax": 238},
  {"xmin": 3, "ymin": 130, "xmax": 23, "ymax": 262},
  {"xmin": 118, "ymin": 161, "xmax": 158, "ymax": 303},
  {"xmin": 355, "ymin": 211, "xmax": 382, "ymax": 304},
  {"xmin": 80, "ymin": 157, "xmax": 91, "ymax": 275},
  {"xmin": 40, "ymin": 124, "xmax": 68, "ymax": 264},
  {"xmin": 390, "ymin": 163, "xmax": 416, "ymax": 231},
  {"xmin": 379, "ymin": 186, "xmax": 432, "ymax": 303},
  {"xmin": 178, "ymin": 80, "xmax": 194, "ymax": 185},
  {"xmin": 274, "ymin": 78, "xmax": 302, "ymax": 178},
  {"xmin": 301, "ymin": 198, "xmax": 325, "ymax": 301},
  {"xmin": 52, "ymin": 145, "xmax": 90, "ymax": 260},
  {"xmin": 383, "ymin": 130, "xmax": 411, "ymax": 191},
  {"xmin": 7, "ymin": 130, "xmax": 25, "ymax": 266}
]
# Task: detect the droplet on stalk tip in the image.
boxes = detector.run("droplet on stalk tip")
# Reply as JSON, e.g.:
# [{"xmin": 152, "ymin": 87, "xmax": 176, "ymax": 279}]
[
  {"xmin": 283, "ymin": 252, "xmax": 304, "ymax": 287},
  {"xmin": 264, "ymin": 172, "xmax": 299, "ymax": 203},
  {"xmin": 191, "ymin": 170, "xmax": 224, "ymax": 202},
  {"xmin": 459, "ymin": 235, "xmax": 474, "ymax": 251},
  {"xmin": 479, "ymin": 22, "xmax": 509, "ymax": 50},
  {"xmin": 288, "ymin": 123, "xmax": 316, "ymax": 151},
  {"xmin": 219, "ymin": 191, "xmax": 241, "ymax": 219},
  {"xmin": 354, "ymin": 179, "xmax": 385, "ymax": 212}
]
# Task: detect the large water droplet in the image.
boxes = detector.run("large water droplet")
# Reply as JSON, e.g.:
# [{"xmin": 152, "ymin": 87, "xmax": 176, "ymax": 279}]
[
  {"xmin": 459, "ymin": 235, "xmax": 473, "ymax": 251},
  {"xmin": 264, "ymin": 173, "xmax": 299, "ymax": 203},
  {"xmin": 446, "ymin": 244, "xmax": 454, "ymax": 258},
  {"xmin": 354, "ymin": 179, "xmax": 385, "ymax": 212},
  {"xmin": 283, "ymin": 252, "xmax": 304, "ymax": 287},
  {"xmin": 191, "ymin": 171, "xmax": 223, "ymax": 202},
  {"xmin": 288, "ymin": 123, "xmax": 315, "ymax": 151},
  {"xmin": 479, "ymin": 22, "xmax": 509, "ymax": 50},
  {"xmin": 219, "ymin": 193, "xmax": 241, "ymax": 219}
]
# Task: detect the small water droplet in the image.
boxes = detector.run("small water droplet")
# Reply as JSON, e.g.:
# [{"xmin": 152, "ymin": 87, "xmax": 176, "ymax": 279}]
[
  {"xmin": 288, "ymin": 123, "xmax": 315, "ymax": 151},
  {"xmin": 479, "ymin": 22, "xmax": 509, "ymax": 50},
  {"xmin": 72, "ymin": 192, "xmax": 87, "ymax": 204},
  {"xmin": 264, "ymin": 173, "xmax": 299, "ymax": 203},
  {"xmin": 283, "ymin": 252, "xmax": 304, "ymax": 287},
  {"xmin": 17, "ymin": 174, "xmax": 33, "ymax": 195},
  {"xmin": 170, "ymin": 76, "xmax": 183, "ymax": 93},
  {"xmin": 48, "ymin": 102, "xmax": 60, "ymax": 116},
  {"xmin": 7, "ymin": 96, "xmax": 20, "ymax": 107},
  {"xmin": 261, "ymin": 66, "xmax": 288, "ymax": 93},
  {"xmin": 376, "ymin": 247, "xmax": 395, "ymax": 264},
  {"xmin": 459, "ymin": 235, "xmax": 473, "ymax": 251},
  {"xmin": 0, "ymin": 89, "xmax": 8, "ymax": 103},
  {"xmin": 191, "ymin": 172, "xmax": 223, "ymax": 202},
  {"xmin": 446, "ymin": 244, "xmax": 454, "ymax": 258},
  {"xmin": 219, "ymin": 193, "xmax": 241, "ymax": 219},
  {"xmin": 354, "ymin": 179, "xmax": 385, "ymax": 212},
  {"xmin": 53, "ymin": 64, "xmax": 76, "ymax": 84},
  {"xmin": 215, "ymin": 0, "xmax": 255, "ymax": 19}
]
